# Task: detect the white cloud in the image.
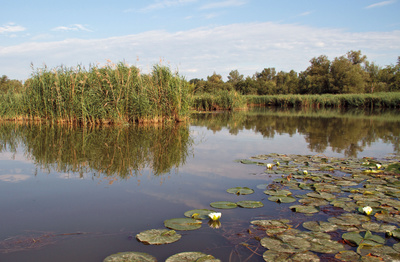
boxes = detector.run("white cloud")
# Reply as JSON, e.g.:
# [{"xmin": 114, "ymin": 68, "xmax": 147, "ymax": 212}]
[
  {"xmin": 199, "ymin": 0, "xmax": 247, "ymax": 10},
  {"xmin": 1, "ymin": 22, "xmax": 399, "ymax": 81},
  {"xmin": 365, "ymin": 0, "xmax": 396, "ymax": 9},
  {"xmin": 52, "ymin": 24, "xmax": 92, "ymax": 32},
  {"xmin": 0, "ymin": 22, "xmax": 26, "ymax": 34},
  {"xmin": 129, "ymin": 0, "xmax": 197, "ymax": 12}
]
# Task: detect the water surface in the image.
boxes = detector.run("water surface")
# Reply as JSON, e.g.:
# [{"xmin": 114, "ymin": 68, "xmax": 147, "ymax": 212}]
[{"xmin": 0, "ymin": 107, "xmax": 399, "ymax": 261}]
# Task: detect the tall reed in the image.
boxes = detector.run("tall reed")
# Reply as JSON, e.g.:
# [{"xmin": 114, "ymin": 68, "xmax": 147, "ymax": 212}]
[
  {"xmin": 2, "ymin": 62, "xmax": 191, "ymax": 125},
  {"xmin": 192, "ymin": 90, "xmax": 246, "ymax": 111}
]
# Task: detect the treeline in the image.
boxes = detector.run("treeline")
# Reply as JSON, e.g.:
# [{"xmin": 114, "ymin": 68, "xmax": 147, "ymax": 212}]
[
  {"xmin": 0, "ymin": 75, "xmax": 23, "ymax": 94},
  {"xmin": 190, "ymin": 50, "xmax": 400, "ymax": 95}
]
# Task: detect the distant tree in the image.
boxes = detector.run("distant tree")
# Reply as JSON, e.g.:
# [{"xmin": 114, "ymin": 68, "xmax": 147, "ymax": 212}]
[
  {"xmin": 0, "ymin": 75, "xmax": 23, "ymax": 94},
  {"xmin": 346, "ymin": 50, "xmax": 367, "ymax": 65},
  {"xmin": 330, "ymin": 56, "xmax": 367, "ymax": 93},
  {"xmin": 300, "ymin": 55, "xmax": 331, "ymax": 94}
]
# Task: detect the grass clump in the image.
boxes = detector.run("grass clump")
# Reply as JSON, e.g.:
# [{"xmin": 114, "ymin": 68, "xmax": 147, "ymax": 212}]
[{"xmin": 0, "ymin": 62, "xmax": 191, "ymax": 125}]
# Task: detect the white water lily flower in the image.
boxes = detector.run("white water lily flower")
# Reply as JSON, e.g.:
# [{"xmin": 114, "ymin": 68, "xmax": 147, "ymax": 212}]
[
  {"xmin": 376, "ymin": 164, "xmax": 382, "ymax": 169},
  {"xmin": 303, "ymin": 170, "xmax": 308, "ymax": 175},
  {"xmin": 266, "ymin": 163, "xmax": 273, "ymax": 169},
  {"xmin": 208, "ymin": 212, "xmax": 221, "ymax": 221},
  {"xmin": 363, "ymin": 206, "xmax": 373, "ymax": 215}
]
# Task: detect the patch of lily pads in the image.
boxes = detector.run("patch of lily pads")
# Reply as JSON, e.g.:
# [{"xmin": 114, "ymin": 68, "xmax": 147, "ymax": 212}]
[
  {"xmin": 239, "ymin": 153, "xmax": 400, "ymax": 261},
  {"xmin": 104, "ymin": 153, "xmax": 400, "ymax": 261}
]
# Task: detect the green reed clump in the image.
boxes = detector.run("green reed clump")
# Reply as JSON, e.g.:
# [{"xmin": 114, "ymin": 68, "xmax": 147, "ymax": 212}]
[
  {"xmin": 192, "ymin": 90, "xmax": 246, "ymax": 111},
  {"xmin": 4, "ymin": 62, "xmax": 191, "ymax": 124},
  {"xmin": 246, "ymin": 93, "xmax": 400, "ymax": 108}
]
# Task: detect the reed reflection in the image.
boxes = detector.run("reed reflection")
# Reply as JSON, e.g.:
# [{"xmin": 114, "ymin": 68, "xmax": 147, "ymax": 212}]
[
  {"xmin": 190, "ymin": 107, "xmax": 400, "ymax": 157},
  {"xmin": 0, "ymin": 123, "xmax": 193, "ymax": 178}
]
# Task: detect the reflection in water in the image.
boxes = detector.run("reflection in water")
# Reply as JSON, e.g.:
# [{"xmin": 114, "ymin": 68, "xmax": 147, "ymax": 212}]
[
  {"xmin": 190, "ymin": 107, "xmax": 400, "ymax": 157},
  {"xmin": 0, "ymin": 123, "xmax": 193, "ymax": 178}
]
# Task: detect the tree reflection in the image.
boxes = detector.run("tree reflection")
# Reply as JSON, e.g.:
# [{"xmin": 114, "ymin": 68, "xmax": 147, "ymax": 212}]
[
  {"xmin": 0, "ymin": 123, "xmax": 193, "ymax": 178},
  {"xmin": 191, "ymin": 108, "xmax": 400, "ymax": 157}
]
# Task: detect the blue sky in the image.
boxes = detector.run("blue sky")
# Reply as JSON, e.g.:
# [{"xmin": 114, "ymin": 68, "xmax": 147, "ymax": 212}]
[{"xmin": 1, "ymin": 0, "xmax": 399, "ymax": 80}]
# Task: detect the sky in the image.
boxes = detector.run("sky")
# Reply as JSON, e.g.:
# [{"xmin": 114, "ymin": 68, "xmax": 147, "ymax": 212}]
[{"xmin": 1, "ymin": 0, "xmax": 400, "ymax": 81}]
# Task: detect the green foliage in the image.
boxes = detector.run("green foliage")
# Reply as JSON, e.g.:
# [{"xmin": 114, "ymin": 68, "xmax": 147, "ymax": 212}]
[
  {"xmin": 1, "ymin": 63, "xmax": 191, "ymax": 124},
  {"xmin": 192, "ymin": 90, "xmax": 246, "ymax": 111}
]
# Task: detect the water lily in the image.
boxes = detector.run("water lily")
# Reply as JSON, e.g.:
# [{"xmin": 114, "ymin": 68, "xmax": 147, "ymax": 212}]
[
  {"xmin": 266, "ymin": 163, "xmax": 273, "ymax": 169},
  {"xmin": 363, "ymin": 206, "xmax": 373, "ymax": 215},
  {"xmin": 303, "ymin": 170, "xmax": 308, "ymax": 175},
  {"xmin": 208, "ymin": 212, "xmax": 221, "ymax": 221},
  {"xmin": 376, "ymin": 164, "xmax": 382, "ymax": 169}
]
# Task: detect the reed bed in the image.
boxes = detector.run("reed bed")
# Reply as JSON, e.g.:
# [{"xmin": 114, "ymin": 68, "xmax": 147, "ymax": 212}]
[
  {"xmin": 192, "ymin": 90, "xmax": 246, "ymax": 111},
  {"xmin": 0, "ymin": 63, "xmax": 191, "ymax": 125},
  {"xmin": 246, "ymin": 92, "xmax": 400, "ymax": 108}
]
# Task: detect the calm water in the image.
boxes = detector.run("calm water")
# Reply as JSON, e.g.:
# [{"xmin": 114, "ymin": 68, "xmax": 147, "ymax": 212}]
[{"xmin": 0, "ymin": 107, "xmax": 399, "ymax": 261}]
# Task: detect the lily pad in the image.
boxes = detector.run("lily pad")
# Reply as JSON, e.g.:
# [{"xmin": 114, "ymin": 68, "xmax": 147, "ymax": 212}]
[
  {"xmin": 335, "ymin": 250, "xmax": 360, "ymax": 261},
  {"xmin": 263, "ymin": 250, "xmax": 320, "ymax": 262},
  {"xmin": 236, "ymin": 200, "xmax": 264, "ymax": 208},
  {"xmin": 184, "ymin": 209, "xmax": 215, "ymax": 220},
  {"xmin": 290, "ymin": 205, "xmax": 319, "ymax": 214},
  {"xmin": 166, "ymin": 252, "xmax": 221, "ymax": 262},
  {"xmin": 210, "ymin": 201, "xmax": 237, "ymax": 209},
  {"xmin": 302, "ymin": 221, "xmax": 338, "ymax": 232},
  {"xmin": 226, "ymin": 187, "xmax": 254, "ymax": 195},
  {"xmin": 136, "ymin": 229, "xmax": 181, "ymax": 245},
  {"xmin": 342, "ymin": 230, "xmax": 385, "ymax": 247},
  {"xmin": 251, "ymin": 219, "xmax": 291, "ymax": 235},
  {"xmin": 164, "ymin": 218, "xmax": 202, "ymax": 231},
  {"xmin": 264, "ymin": 189, "xmax": 292, "ymax": 196},
  {"xmin": 103, "ymin": 251, "xmax": 157, "ymax": 262},
  {"xmin": 268, "ymin": 195, "xmax": 297, "ymax": 203}
]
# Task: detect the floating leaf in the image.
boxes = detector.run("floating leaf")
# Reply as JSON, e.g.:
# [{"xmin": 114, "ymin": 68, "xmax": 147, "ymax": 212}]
[
  {"xmin": 236, "ymin": 200, "xmax": 263, "ymax": 208},
  {"xmin": 264, "ymin": 189, "xmax": 292, "ymax": 196},
  {"xmin": 302, "ymin": 221, "xmax": 338, "ymax": 232},
  {"xmin": 251, "ymin": 219, "xmax": 291, "ymax": 235},
  {"xmin": 235, "ymin": 159, "xmax": 258, "ymax": 165},
  {"xmin": 290, "ymin": 205, "xmax": 319, "ymax": 214},
  {"xmin": 136, "ymin": 229, "xmax": 181, "ymax": 245},
  {"xmin": 342, "ymin": 230, "xmax": 385, "ymax": 247},
  {"xmin": 268, "ymin": 195, "xmax": 297, "ymax": 203},
  {"xmin": 184, "ymin": 209, "xmax": 215, "ymax": 220},
  {"xmin": 335, "ymin": 250, "xmax": 360, "ymax": 261},
  {"xmin": 260, "ymin": 237, "xmax": 297, "ymax": 252},
  {"xmin": 164, "ymin": 218, "xmax": 202, "ymax": 231},
  {"xmin": 387, "ymin": 163, "xmax": 400, "ymax": 174},
  {"xmin": 226, "ymin": 187, "xmax": 254, "ymax": 195},
  {"xmin": 263, "ymin": 250, "xmax": 320, "ymax": 262},
  {"xmin": 361, "ymin": 222, "xmax": 397, "ymax": 233},
  {"xmin": 166, "ymin": 252, "xmax": 221, "ymax": 262},
  {"xmin": 210, "ymin": 201, "xmax": 237, "ymax": 209},
  {"xmin": 103, "ymin": 251, "xmax": 157, "ymax": 262}
]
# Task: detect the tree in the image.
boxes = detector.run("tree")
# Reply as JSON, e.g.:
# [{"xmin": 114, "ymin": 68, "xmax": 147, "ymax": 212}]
[
  {"xmin": 346, "ymin": 50, "xmax": 367, "ymax": 65},
  {"xmin": 330, "ymin": 56, "xmax": 367, "ymax": 93},
  {"xmin": 300, "ymin": 55, "xmax": 331, "ymax": 94}
]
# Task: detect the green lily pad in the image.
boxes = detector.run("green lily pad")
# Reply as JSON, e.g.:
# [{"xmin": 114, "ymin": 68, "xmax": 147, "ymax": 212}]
[
  {"xmin": 302, "ymin": 221, "xmax": 338, "ymax": 232},
  {"xmin": 387, "ymin": 163, "xmax": 400, "ymax": 174},
  {"xmin": 164, "ymin": 218, "xmax": 202, "ymax": 231},
  {"xmin": 260, "ymin": 237, "xmax": 297, "ymax": 252},
  {"xmin": 290, "ymin": 205, "xmax": 319, "ymax": 214},
  {"xmin": 103, "ymin": 251, "xmax": 157, "ymax": 262},
  {"xmin": 361, "ymin": 222, "xmax": 397, "ymax": 233},
  {"xmin": 136, "ymin": 229, "xmax": 181, "ymax": 245},
  {"xmin": 335, "ymin": 250, "xmax": 360, "ymax": 261},
  {"xmin": 268, "ymin": 195, "xmax": 297, "ymax": 203},
  {"xmin": 226, "ymin": 187, "xmax": 254, "ymax": 195},
  {"xmin": 210, "ymin": 201, "xmax": 237, "ymax": 209},
  {"xmin": 251, "ymin": 219, "xmax": 291, "ymax": 235},
  {"xmin": 342, "ymin": 230, "xmax": 385, "ymax": 247},
  {"xmin": 184, "ymin": 209, "xmax": 215, "ymax": 220},
  {"xmin": 264, "ymin": 189, "xmax": 292, "ymax": 196},
  {"xmin": 235, "ymin": 159, "xmax": 258, "ymax": 165},
  {"xmin": 263, "ymin": 250, "xmax": 320, "ymax": 262},
  {"xmin": 166, "ymin": 252, "xmax": 221, "ymax": 262},
  {"xmin": 236, "ymin": 200, "xmax": 264, "ymax": 208}
]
